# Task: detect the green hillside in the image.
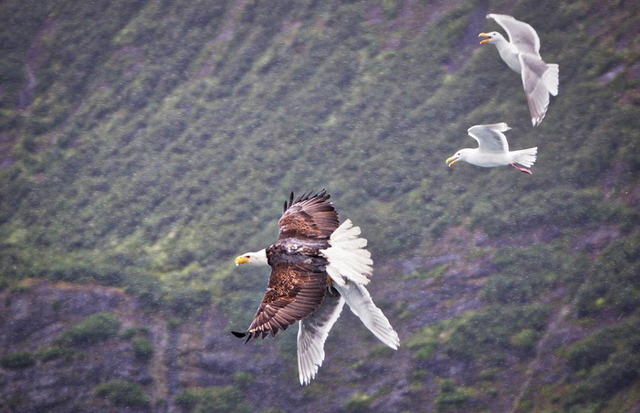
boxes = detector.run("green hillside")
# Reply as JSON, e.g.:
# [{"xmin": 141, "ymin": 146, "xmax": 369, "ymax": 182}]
[{"xmin": 2, "ymin": 0, "xmax": 640, "ymax": 411}]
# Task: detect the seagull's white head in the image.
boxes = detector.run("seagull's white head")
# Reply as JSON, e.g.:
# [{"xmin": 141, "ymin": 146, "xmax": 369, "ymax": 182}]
[
  {"xmin": 478, "ymin": 31, "xmax": 504, "ymax": 45},
  {"xmin": 446, "ymin": 149, "xmax": 473, "ymax": 167},
  {"xmin": 234, "ymin": 249, "xmax": 268, "ymax": 266}
]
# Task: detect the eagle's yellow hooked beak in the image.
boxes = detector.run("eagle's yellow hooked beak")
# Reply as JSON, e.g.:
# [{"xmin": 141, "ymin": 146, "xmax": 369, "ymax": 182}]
[
  {"xmin": 478, "ymin": 32, "xmax": 490, "ymax": 45},
  {"xmin": 446, "ymin": 156, "xmax": 458, "ymax": 167},
  {"xmin": 235, "ymin": 256, "xmax": 249, "ymax": 266}
]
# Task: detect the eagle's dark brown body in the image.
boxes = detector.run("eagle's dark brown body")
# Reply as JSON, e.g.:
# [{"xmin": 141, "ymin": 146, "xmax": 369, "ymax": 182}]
[{"xmin": 232, "ymin": 190, "xmax": 338, "ymax": 342}]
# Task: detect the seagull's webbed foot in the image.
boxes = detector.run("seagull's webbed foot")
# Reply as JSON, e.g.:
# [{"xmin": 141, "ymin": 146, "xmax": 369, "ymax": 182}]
[{"xmin": 510, "ymin": 163, "xmax": 532, "ymax": 174}]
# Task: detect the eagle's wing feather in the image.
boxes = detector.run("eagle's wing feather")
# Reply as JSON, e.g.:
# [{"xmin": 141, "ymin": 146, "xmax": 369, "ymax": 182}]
[
  {"xmin": 233, "ymin": 261, "xmax": 328, "ymax": 341},
  {"xmin": 278, "ymin": 190, "xmax": 340, "ymax": 242}
]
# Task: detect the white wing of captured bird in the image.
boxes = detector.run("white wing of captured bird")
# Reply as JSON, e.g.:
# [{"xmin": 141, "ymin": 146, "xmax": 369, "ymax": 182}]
[
  {"xmin": 446, "ymin": 123, "xmax": 537, "ymax": 174},
  {"xmin": 297, "ymin": 289, "xmax": 345, "ymax": 386},
  {"xmin": 233, "ymin": 190, "xmax": 400, "ymax": 385},
  {"xmin": 479, "ymin": 14, "xmax": 559, "ymax": 127}
]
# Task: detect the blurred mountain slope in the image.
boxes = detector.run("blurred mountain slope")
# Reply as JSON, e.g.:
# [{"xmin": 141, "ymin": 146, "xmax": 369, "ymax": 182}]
[{"xmin": 1, "ymin": 0, "xmax": 640, "ymax": 412}]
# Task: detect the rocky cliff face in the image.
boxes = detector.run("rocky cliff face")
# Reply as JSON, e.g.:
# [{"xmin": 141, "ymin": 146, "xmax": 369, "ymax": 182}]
[
  {"xmin": 1, "ymin": 224, "xmax": 630, "ymax": 413},
  {"xmin": 1, "ymin": 281, "xmax": 152, "ymax": 412}
]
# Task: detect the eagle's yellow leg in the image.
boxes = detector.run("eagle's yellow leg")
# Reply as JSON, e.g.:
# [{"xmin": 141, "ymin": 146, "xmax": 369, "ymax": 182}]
[{"xmin": 327, "ymin": 275, "xmax": 333, "ymax": 290}]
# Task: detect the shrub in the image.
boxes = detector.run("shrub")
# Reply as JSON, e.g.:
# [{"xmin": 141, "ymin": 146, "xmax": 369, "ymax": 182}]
[
  {"xmin": 406, "ymin": 325, "xmax": 440, "ymax": 362},
  {"xmin": 58, "ymin": 312, "xmax": 120, "ymax": 346},
  {"xmin": 175, "ymin": 389, "xmax": 199, "ymax": 410},
  {"xmin": 435, "ymin": 379, "xmax": 476, "ymax": 412},
  {"xmin": 0, "ymin": 351, "xmax": 35, "ymax": 369},
  {"xmin": 170, "ymin": 288, "xmax": 211, "ymax": 317},
  {"xmin": 168, "ymin": 318, "xmax": 183, "ymax": 330},
  {"xmin": 444, "ymin": 305, "xmax": 548, "ymax": 360},
  {"xmin": 124, "ymin": 272, "xmax": 166, "ymax": 313},
  {"xmin": 36, "ymin": 346, "xmax": 74, "ymax": 362},
  {"xmin": 95, "ymin": 380, "xmax": 150, "ymax": 408},
  {"xmin": 566, "ymin": 336, "xmax": 616, "ymax": 372},
  {"xmin": 119, "ymin": 327, "xmax": 139, "ymax": 340},
  {"xmin": 478, "ymin": 368, "xmax": 499, "ymax": 381},
  {"xmin": 132, "ymin": 337, "xmax": 153, "ymax": 361},
  {"xmin": 344, "ymin": 392, "xmax": 373, "ymax": 413},
  {"xmin": 575, "ymin": 234, "xmax": 640, "ymax": 317},
  {"xmin": 509, "ymin": 329, "xmax": 539, "ymax": 351},
  {"xmin": 174, "ymin": 386, "xmax": 249, "ymax": 413},
  {"xmin": 481, "ymin": 245, "xmax": 564, "ymax": 305},
  {"xmin": 233, "ymin": 372, "xmax": 254, "ymax": 387},
  {"xmin": 566, "ymin": 351, "xmax": 640, "ymax": 405}
]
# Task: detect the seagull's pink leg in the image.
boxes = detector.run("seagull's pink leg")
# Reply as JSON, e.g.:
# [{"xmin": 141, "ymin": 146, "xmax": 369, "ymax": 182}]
[{"xmin": 510, "ymin": 163, "xmax": 532, "ymax": 174}]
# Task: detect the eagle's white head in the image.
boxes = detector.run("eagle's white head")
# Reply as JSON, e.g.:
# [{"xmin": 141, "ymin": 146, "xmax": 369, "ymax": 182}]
[{"xmin": 234, "ymin": 249, "xmax": 268, "ymax": 266}]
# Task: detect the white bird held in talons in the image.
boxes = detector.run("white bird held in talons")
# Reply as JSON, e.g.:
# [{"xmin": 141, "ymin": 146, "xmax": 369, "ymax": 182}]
[
  {"xmin": 479, "ymin": 14, "xmax": 559, "ymax": 127},
  {"xmin": 446, "ymin": 123, "xmax": 537, "ymax": 174}
]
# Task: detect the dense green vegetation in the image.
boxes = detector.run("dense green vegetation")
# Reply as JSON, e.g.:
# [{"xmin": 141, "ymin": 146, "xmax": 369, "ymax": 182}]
[
  {"xmin": 175, "ymin": 386, "xmax": 250, "ymax": 413},
  {"xmin": 35, "ymin": 346, "xmax": 74, "ymax": 363},
  {"xmin": 56, "ymin": 312, "xmax": 121, "ymax": 346},
  {"xmin": 1, "ymin": 0, "xmax": 640, "ymax": 411},
  {"xmin": 95, "ymin": 379, "xmax": 151, "ymax": 408},
  {"xmin": 0, "ymin": 351, "xmax": 35, "ymax": 370},
  {"xmin": 435, "ymin": 379, "xmax": 478, "ymax": 412},
  {"xmin": 1, "ymin": 0, "xmax": 639, "ymax": 291},
  {"xmin": 132, "ymin": 336, "xmax": 154, "ymax": 360}
]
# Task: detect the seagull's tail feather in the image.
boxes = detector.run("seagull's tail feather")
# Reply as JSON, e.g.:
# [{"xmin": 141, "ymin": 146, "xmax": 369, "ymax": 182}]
[
  {"xmin": 321, "ymin": 219, "xmax": 372, "ymax": 287},
  {"xmin": 543, "ymin": 63, "xmax": 559, "ymax": 96},
  {"xmin": 512, "ymin": 147, "xmax": 538, "ymax": 168}
]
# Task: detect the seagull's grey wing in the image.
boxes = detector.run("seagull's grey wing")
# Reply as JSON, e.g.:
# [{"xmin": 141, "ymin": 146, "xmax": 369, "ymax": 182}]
[
  {"xmin": 519, "ymin": 53, "xmax": 552, "ymax": 126},
  {"xmin": 467, "ymin": 123, "xmax": 511, "ymax": 153},
  {"xmin": 487, "ymin": 13, "xmax": 540, "ymax": 56},
  {"xmin": 297, "ymin": 289, "xmax": 345, "ymax": 385}
]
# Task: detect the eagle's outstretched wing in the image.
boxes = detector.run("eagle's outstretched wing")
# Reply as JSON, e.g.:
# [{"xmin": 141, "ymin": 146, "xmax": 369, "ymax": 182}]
[
  {"xmin": 277, "ymin": 190, "xmax": 340, "ymax": 242},
  {"xmin": 232, "ymin": 261, "xmax": 328, "ymax": 341}
]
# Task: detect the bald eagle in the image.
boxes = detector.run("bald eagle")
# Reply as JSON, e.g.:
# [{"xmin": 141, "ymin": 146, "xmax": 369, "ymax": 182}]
[{"xmin": 233, "ymin": 190, "xmax": 400, "ymax": 385}]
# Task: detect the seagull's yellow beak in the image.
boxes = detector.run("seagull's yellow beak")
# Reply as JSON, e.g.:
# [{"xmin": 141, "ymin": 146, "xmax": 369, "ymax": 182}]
[
  {"xmin": 235, "ymin": 256, "xmax": 249, "ymax": 266},
  {"xmin": 446, "ymin": 156, "xmax": 458, "ymax": 167},
  {"xmin": 478, "ymin": 32, "xmax": 490, "ymax": 44}
]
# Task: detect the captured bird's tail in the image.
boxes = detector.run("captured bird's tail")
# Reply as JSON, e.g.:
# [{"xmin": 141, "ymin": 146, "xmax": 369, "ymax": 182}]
[
  {"xmin": 321, "ymin": 219, "xmax": 372, "ymax": 287},
  {"xmin": 334, "ymin": 281, "xmax": 400, "ymax": 350},
  {"xmin": 321, "ymin": 219, "xmax": 399, "ymax": 350},
  {"xmin": 543, "ymin": 63, "xmax": 559, "ymax": 96},
  {"xmin": 512, "ymin": 147, "xmax": 538, "ymax": 168}
]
